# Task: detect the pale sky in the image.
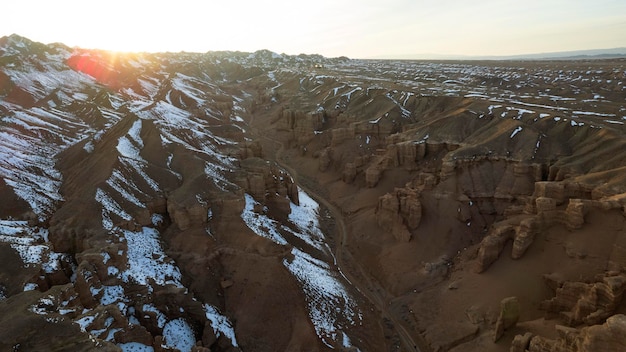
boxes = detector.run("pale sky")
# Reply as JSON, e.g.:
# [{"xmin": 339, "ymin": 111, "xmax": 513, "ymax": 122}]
[{"xmin": 2, "ymin": 0, "xmax": 625, "ymax": 58}]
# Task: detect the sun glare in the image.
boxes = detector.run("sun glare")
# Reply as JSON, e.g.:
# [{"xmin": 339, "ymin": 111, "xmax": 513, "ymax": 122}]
[
  {"xmin": 66, "ymin": 49, "xmax": 136, "ymax": 88},
  {"xmin": 55, "ymin": 0, "xmax": 324, "ymax": 54},
  {"xmin": 3, "ymin": 0, "xmax": 626, "ymax": 58}
]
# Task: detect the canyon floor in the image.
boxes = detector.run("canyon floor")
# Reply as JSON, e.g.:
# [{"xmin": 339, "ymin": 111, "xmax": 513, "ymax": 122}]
[{"xmin": 0, "ymin": 34, "xmax": 625, "ymax": 351}]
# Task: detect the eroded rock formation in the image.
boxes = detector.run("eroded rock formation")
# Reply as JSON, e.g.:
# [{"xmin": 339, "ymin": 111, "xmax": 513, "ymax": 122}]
[
  {"xmin": 376, "ymin": 188, "xmax": 422, "ymax": 242},
  {"xmin": 520, "ymin": 314, "xmax": 626, "ymax": 352},
  {"xmin": 540, "ymin": 272, "xmax": 626, "ymax": 326},
  {"xmin": 493, "ymin": 296, "xmax": 520, "ymax": 342},
  {"xmin": 2, "ymin": 34, "xmax": 626, "ymax": 352}
]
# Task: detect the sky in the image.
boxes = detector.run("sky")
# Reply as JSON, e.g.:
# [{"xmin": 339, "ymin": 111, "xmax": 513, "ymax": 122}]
[{"xmin": 2, "ymin": 0, "xmax": 626, "ymax": 59}]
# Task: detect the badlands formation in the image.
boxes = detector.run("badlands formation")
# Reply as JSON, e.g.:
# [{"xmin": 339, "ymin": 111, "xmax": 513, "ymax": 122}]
[{"xmin": 0, "ymin": 34, "xmax": 625, "ymax": 351}]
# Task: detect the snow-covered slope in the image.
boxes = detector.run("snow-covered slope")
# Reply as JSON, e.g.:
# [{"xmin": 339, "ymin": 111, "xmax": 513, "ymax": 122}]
[{"xmin": 0, "ymin": 34, "xmax": 364, "ymax": 351}]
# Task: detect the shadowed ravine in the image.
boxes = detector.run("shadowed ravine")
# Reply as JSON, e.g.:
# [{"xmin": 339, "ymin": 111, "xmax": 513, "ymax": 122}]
[{"xmin": 262, "ymin": 130, "xmax": 426, "ymax": 352}]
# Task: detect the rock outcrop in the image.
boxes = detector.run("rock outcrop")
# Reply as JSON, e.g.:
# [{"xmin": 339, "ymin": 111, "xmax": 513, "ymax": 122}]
[
  {"xmin": 318, "ymin": 147, "xmax": 332, "ymax": 172},
  {"xmin": 520, "ymin": 314, "xmax": 626, "ymax": 352},
  {"xmin": 239, "ymin": 157, "xmax": 299, "ymax": 212},
  {"xmin": 166, "ymin": 196, "xmax": 209, "ymax": 231},
  {"xmin": 276, "ymin": 108, "xmax": 324, "ymax": 145},
  {"xmin": 365, "ymin": 164, "xmax": 384, "ymax": 188},
  {"xmin": 474, "ymin": 223, "xmax": 519, "ymax": 273},
  {"xmin": 342, "ymin": 162, "xmax": 357, "ymax": 184},
  {"xmin": 540, "ymin": 272, "xmax": 626, "ymax": 326},
  {"xmin": 510, "ymin": 332, "xmax": 533, "ymax": 352},
  {"xmin": 376, "ymin": 188, "xmax": 422, "ymax": 242},
  {"xmin": 493, "ymin": 296, "xmax": 520, "ymax": 342},
  {"xmin": 475, "ymin": 179, "xmax": 626, "ymax": 272}
]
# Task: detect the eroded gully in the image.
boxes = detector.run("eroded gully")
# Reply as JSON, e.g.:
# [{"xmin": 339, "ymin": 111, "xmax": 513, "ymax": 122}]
[{"xmin": 262, "ymin": 134, "xmax": 428, "ymax": 352}]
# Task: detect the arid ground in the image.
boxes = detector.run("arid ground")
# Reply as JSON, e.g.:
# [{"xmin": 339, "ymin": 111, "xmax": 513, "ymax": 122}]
[{"xmin": 1, "ymin": 34, "xmax": 625, "ymax": 351}]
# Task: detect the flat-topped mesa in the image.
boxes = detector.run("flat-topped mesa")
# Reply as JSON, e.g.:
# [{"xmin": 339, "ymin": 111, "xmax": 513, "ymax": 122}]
[
  {"xmin": 493, "ymin": 296, "xmax": 521, "ymax": 342},
  {"xmin": 377, "ymin": 134, "xmax": 430, "ymax": 169},
  {"xmin": 392, "ymin": 141, "xmax": 427, "ymax": 170},
  {"xmin": 564, "ymin": 199, "xmax": 587, "ymax": 230},
  {"xmin": 511, "ymin": 217, "xmax": 540, "ymax": 259},
  {"xmin": 342, "ymin": 162, "xmax": 357, "ymax": 184},
  {"xmin": 371, "ymin": 127, "xmax": 549, "ymax": 197}
]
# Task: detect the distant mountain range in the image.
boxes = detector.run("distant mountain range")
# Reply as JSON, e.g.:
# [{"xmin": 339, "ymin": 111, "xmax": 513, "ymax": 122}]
[{"xmin": 369, "ymin": 47, "xmax": 626, "ymax": 60}]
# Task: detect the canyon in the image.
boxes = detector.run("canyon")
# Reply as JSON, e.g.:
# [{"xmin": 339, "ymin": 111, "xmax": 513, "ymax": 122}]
[{"xmin": 0, "ymin": 34, "xmax": 625, "ymax": 351}]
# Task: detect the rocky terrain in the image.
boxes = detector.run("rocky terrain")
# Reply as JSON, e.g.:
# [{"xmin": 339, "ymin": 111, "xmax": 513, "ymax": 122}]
[{"xmin": 0, "ymin": 34, "xmax": 625, "ymax": 351}]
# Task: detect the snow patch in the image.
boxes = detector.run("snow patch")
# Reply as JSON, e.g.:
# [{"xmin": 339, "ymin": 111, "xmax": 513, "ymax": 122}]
[
  {"xmin": 0, "ymin": 220, "xmax": 65, "ymax": 273},
  {"xmin": 96, "ymin": 188, "xmax": 133, "ymax": 229},
  {"xmin": 369, "ymin": 116, "xmax": 383, "ymax": 124},
  {"xmin": 142, "ymin": 304, "xmax": 167, "ymax": 328},
  {"xmin": 120, "ymin": 227, "xmax": 183, "ymax": 288},
  {"xmin": 162, "ymin": 318, "xmax": 196, "ymax": 352},
  {"xmin": 100, "ymin": 285, "xmax": 125, "ymax": 305},
  {"xmin": 287, "ymin": 188, "xmax": 328, "ymax": 252},
  {"xmin": 510, "ymin": 126, "xmax": 523, "ymax": 138},
  {"xmin": 203, "ymin": 304, "xmax": 239, "ymax": 347},
  {"xmin": 105, "ymin": 169, "xmax": 146, "ymax": 209},
  {"xmin": 573, "ymin": 110, "xmax": 616, "ymax": 117},
  {"xmin": 571, "ymin": 120, "xmax": 584, "ymax": 127},
  {"xmin": 241, "ymin": 194, "xmax": 287, "ymax": 245},
  {"xmin": 342, "ymin": 332, "xmax": 361, "ymax": 351},
  {"xmin": 118, "ymin": 343, "xmax": 154, "ymax": 352},
  {"xmin": 284, "ymin": 247, "xmax": 358, "ymax": 346},
  {"xmin": 75, "ymin": 315, "xmax": 95, "ymax": 332},
  {"xmin": 24, "ymin": 283, "xmax": 38, "ymax": 291}
]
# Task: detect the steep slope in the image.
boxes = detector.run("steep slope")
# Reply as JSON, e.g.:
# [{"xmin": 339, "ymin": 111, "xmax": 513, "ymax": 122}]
[
  {"xmin": 0, "ymin": 35, "xmax": 377, "ymax": 352},
  {"xmin": 255, "ymin": 58, "xmax": 626, "ymax": 351}
]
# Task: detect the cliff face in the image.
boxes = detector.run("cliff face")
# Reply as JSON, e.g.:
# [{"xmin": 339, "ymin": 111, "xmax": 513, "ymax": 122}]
[
  {"xmin": 516, "ymin": 314, "xmax": 626, "ymax": 352},
  {"xmin": 265, "ymin": 57, "xmax": 626, "ymax": 351},
  {"xmin": 376, "ymin": 187, "xmax": 422, "ymax": 242}
]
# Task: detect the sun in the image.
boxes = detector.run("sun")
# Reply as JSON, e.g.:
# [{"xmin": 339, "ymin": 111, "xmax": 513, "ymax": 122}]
[
  {"xmin": 3, "ymin": 0, "xmax": 355, "ymax": 56},
  {"xmin": 49, "ymin": 1, "xmax": 292, "ymax": 54}
]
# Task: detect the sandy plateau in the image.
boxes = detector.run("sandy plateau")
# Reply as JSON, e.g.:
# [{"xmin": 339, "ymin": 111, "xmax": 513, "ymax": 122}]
[{"xmin": 0, "ymin": 34, "xmax": 625, "ymax": 351}]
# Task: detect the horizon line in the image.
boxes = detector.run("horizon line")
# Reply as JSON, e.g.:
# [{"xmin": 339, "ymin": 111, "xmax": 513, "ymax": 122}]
[{"xmin": 3, "ymin": 33, "xmax": 626, "ymax": 62}]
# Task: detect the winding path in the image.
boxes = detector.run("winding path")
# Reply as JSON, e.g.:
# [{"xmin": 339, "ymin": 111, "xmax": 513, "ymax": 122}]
[{"xmin": 265, "ymin": 135, "xmax": 427, "ymax": 352}]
